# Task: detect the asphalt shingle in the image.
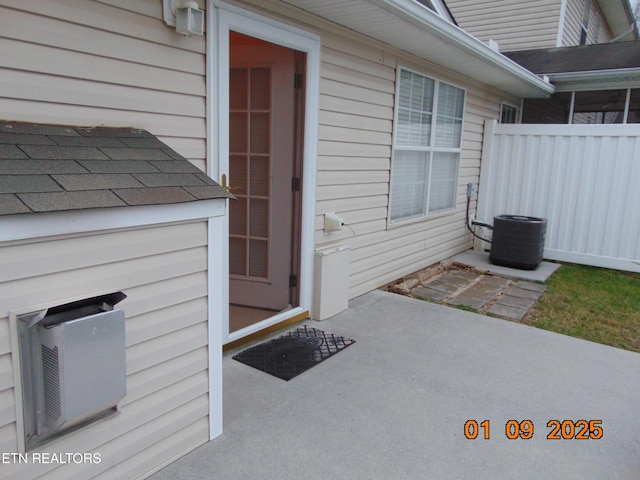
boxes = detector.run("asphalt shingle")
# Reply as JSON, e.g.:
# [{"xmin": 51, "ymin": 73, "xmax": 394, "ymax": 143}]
[
  {"xmin": 0, "ymin": 123, "xmax": 79, "ymax": 136},
  {"xmin": 52, "ymin": 174, "xmax": 144, "ymax": 191},
  {"xmin": 77, "ymin": 160, "xmax": 160, "ymax": 174},
  {"xmin": 101, "ymin": 147, "xmax": 173, "ymax": 161},
  {"xmin": 18, "ymin": 191, "xmax": 127, "ymax": 212},
  {"xmin": 0, "ymin": 194, "xmax": 31, "ymax": 215},
  {"xmin": 133, "ymin": 173, "xmax": 207, "ymax": 187},
  {"xmin": 148, "ymin": 160, "xmax": 203, "ymax": 173},
  {"xmin": 0, "ymin": 145, "xmax": 28, "ymax": 159},
  {"xmin": 19, "ymin": 145, "xmax": 109, "ymax": 160},
  {"xmin": 0, "ymin": 160, "xmax": 88, "ymax": 175},
  {"xmin": 0, "ymin": 175, "xmax": 62, "ymax": 194},
  {"xmin": 113, "ymin": 186, "xmax": 196, "ymax": 206},
  {"xmin": 505, "ymin": 40, "xmax": 640, "ymax": 74},
  {"xmin": 0, "ymin": 121, "xmax": 233, "ymax": 215}
]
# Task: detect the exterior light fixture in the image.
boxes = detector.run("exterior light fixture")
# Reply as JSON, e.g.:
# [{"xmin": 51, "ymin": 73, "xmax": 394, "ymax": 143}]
[{"xmin": 163, "ymin": 0, "xmax": 204, "ymax": 36}]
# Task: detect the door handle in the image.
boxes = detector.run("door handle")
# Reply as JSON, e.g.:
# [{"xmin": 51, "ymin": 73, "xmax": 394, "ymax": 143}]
[{"xmin": 221, "ymin": 174, "xmax": 241, "ymax": 192}]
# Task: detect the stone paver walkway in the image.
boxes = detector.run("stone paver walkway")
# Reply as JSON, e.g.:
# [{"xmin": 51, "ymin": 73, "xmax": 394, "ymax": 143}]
[{"xmin": 388, "ymin": 264, "xmax": 547, "ymax": 321}]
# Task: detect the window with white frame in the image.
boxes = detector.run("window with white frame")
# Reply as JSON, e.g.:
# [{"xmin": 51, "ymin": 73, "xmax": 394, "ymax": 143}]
[
  {"xmin": 500, "ymin": 102, "xmax": 520, "ymax": 123},
  {"xmin": 389, "ymin": 68, "xmax": 465, "ymax": 222}
]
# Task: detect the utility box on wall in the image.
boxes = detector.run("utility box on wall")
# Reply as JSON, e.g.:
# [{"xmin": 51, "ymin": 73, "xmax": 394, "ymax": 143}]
[
  {"xmin": 17, "ymin": 292, "xmax": 127, "ymax": 449},
  {"xmin": 312, "ymin": 245, "xmax": 350, "ymax": 320}
]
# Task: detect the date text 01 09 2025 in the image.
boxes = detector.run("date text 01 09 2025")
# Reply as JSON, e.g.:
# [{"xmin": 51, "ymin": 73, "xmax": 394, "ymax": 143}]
[{"xmin": 464, "ymin": 420, "xmax": 603, "ymax": 440}]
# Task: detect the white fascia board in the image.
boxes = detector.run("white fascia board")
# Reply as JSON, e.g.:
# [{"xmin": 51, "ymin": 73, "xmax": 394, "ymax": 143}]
[
  {"xmin": 361, "ymin": 0, "xmax": 555, "ymax": 97},
  {"xmin": 548, "ymin": 67, "xmax": 640, "ymax": 91},
  {"xmin": 0, "ymin": 199, "xmax": 227, "ymax": 243}
]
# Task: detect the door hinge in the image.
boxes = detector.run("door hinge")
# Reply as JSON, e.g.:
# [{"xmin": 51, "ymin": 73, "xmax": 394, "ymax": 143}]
[
  {"xmin": 289, "ymin": 275, "xmax": 298, "ymax": 288},
  {"xmin": 294, "ymin": 73, "xmax": 303, "ymax": 89},
  {"xmin": 291, "ymin": 177, "xmax": 301, "ymax": 192}
]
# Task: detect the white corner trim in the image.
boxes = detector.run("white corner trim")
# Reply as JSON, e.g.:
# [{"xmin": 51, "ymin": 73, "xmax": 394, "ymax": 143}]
[
  {"xmin": 0, "ymin": 199, "xmax": 227, "ymax": 243},
  {"xmin": 207, "ymin": 215, "xmax": 224, "ymax": 440}
]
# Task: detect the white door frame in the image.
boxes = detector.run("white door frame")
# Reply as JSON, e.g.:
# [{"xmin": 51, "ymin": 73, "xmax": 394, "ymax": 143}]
[{"xmin": 207, "ymin": 1, "xmax": 319, "ymax": 346}]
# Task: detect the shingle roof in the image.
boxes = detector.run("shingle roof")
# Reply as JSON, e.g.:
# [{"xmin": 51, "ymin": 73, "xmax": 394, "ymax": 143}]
[
  {"xmin": 0, "ymin": 122, "xmax": 233, "ymax": 216},
  {"xmin": 505, "ymin": 41, "xmax": 640, "ymax": 75}
]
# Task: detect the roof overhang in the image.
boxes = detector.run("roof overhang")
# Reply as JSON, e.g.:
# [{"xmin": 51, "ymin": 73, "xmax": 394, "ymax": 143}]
[
  {"xmin": 546, "ymin": 67, "xmax": 640, "ymax": 91},
  {"xmin": 596, "ymin": 0, "xmax": 639, "ymax": 41},
  {"xmin": 279, "ymin": 0, "xmax": 554, "ymax": 98}
]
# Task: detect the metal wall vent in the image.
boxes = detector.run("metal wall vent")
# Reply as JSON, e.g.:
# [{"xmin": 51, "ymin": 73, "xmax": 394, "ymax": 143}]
[
  {"xmin": 41, "ymin": 344, "xmax": 61, "ymax": 422},
  {"xmin": 18, "ymin": 292, "xmax": 127, "ymax": 449}
]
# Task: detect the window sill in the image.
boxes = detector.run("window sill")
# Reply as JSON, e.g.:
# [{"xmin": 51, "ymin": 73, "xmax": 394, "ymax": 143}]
[{"xmin": 386, "ymin": 207, "xmax": 457, "ymax": 229}]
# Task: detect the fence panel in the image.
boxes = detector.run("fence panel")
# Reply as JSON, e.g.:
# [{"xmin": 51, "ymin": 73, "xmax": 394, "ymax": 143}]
[{"xmin": 477, "ymin": 120, "xmax": 640, "ymax": 272}]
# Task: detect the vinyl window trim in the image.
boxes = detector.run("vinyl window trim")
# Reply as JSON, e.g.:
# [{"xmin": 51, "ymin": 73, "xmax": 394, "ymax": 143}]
[{"xmin": 388, "ymin": 66, "xmax": 466, "ymax": 227}]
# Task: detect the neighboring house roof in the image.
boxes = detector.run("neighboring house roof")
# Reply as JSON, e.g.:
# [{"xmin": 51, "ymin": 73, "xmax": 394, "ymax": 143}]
[
  {"xmin": 280, "ymin": 0, "xmax": 554, "ymax": 97},
  {"xmin": 505, "ymin": 40, "xmax": 640, "ymax": 91},
  {"xmin": 0, "ymin": 122, "xmax": 232, "ymax": 216},
  {"xmin": 505, "ymin": 41, "xmax": 640, "ymax": 73}
]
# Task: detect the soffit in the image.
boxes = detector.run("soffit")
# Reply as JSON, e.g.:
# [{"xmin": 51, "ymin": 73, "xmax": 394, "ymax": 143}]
[
  {"xmin": 596, "ymin": 0, "xmax": 638, "ymax": 40},
  {"xmin": 278, "ymin": 0, "xmax": 554, "ymax": 98}
]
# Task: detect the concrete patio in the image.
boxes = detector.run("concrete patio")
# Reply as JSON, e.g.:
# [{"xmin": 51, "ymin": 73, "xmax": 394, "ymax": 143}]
[{"xmin": 151, "ymin": 289, "xmax": 640, "ymax": 480}]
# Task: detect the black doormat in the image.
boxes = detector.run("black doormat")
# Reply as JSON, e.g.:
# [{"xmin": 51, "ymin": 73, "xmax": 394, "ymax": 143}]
[{"xmin": 232, "ymin": 325, "xmax": 355, "ymax": 381}]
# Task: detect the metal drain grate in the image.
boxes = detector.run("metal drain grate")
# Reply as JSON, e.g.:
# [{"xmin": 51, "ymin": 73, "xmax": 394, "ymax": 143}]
[{"xmin": 232, "ymin": 325, "xmax": 355, "ymax": 381}]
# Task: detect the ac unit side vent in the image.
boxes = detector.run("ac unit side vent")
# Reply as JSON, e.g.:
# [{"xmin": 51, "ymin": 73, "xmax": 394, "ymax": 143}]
[{"xmin": 41, "ymin": 344, "xmax": 61, "ymax": 422}]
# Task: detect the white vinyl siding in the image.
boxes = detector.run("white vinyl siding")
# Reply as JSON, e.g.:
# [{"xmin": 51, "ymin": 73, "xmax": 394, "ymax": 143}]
[
  {"xmin": 314, "ymin": 28, "xmax": 513, "ymax": 298},
  {"xmin": 0, "ymin": 222, "xmax": 210, "ymax": 479},
  {"xmin": 446, "ymin": 0, "xmax": 562, "ymax": 51},
  {"xmin": 390, "ymin": 68, "xmax": 464, "ymax": 221},
  {"xmin": 562, "ymin": 0, "xmax": 612, "ymax": 46},
  {"xmin": 0, "ymin": 1, "xmax": 211, "ymax": 478},
  {"xmin": 0, "ymin": 0, "xmax": 207, "ymax": 170}
]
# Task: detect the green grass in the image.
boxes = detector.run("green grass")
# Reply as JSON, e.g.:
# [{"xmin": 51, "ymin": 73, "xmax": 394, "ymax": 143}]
[{"xmin": 524, "ymin": 263, "xmax": 640, "ymax": 353}]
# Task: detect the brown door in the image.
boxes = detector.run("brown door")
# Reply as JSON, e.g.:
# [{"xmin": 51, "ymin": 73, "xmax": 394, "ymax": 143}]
[{"xmin": 228, "ymin": 33, "xmax": 297, "ymax": 313}]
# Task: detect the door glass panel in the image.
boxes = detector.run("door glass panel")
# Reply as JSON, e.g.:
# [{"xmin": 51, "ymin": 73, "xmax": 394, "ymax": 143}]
[
  {"xmin": 229, "ymin": 112, "xmax": 247, "ymax": 152},
  {"xmin": 229, "ymin": 237, "xmax": 246, "ymax": 276},
  {"xmin": 229, "ymin": 197, "xmax": 247, "ymax": 236},
  {"xmin": 249, "ymin": 239, "xmax": 268, "ymax": 277},
  {"xmin": 250, "ymin": 112, "xmax": 270, "ymax": 154},
  {"xmin": 229, "ymin": 66, "xmax": 271, "ymax": 280},
  {"xmin": 250, "ymin": 156, "xmax": 269, "ymax": 196},
  {"xmin": 249, "ymin": 198, "xmax": 269, "ymax": 237},
  {"xmin": 229, "ymin": 154, "xmax": 247, "ymax": 194},
  {"xmin": 230, "ymin": 68, "xmax": 248, "ymax": 109},
  {"xmin": 251, "ymin": 68, "xmax": 271, "ymax": 109}
]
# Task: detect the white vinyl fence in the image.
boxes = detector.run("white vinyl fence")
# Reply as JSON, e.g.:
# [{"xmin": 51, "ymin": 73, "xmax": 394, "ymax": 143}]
[{"xmin": 477, "ymin": 120, "xmax": 640, "ymax": 272}]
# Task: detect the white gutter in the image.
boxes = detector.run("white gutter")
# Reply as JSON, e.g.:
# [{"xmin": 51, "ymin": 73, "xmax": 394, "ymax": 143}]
[
  {"xmin": 544, "ymin": 67, "xmax": 640, "ymax": 91},
  {"xmin": 371, "ymin": 0, "xmax": 555, "ymax": 96}
]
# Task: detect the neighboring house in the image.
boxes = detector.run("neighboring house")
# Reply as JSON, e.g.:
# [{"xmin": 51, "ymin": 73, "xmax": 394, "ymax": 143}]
[
  {"xmin": 447, "ymin": 0, "xmax": 639, "ymax": 123},
  {"xmin": 446, "ymin": 0, "xmax": 637, "ymax": 52},
  {"xmin": 507, "ymin": 40, "xmax": 640, "ymax": 124},
  {"xmin": 0, "ymin": 0, "xmax": 554, "ymax": 478}
]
